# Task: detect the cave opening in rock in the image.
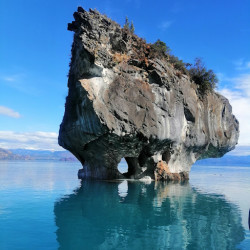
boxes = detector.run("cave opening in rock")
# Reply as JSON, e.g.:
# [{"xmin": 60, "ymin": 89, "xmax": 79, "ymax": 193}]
[{"xmin": 118, "ymin": 158, "xmax": 128, "ymax": 174}]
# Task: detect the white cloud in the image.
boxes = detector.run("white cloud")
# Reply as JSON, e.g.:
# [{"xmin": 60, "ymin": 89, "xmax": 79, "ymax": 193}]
[
  {"xmin": 159, "ymin": 21, "xmax": 173, "ymax": 31},
  {"xmin": 0, "ymin": 106, "xmax": 21, "ymax": 118},
  {"xmin": 0, "ymin": 131, "xmax": 63, "ymax": 151},
  {"xmin": 219, "ymin": 74, "xmax": 250, "ymax": 146}
]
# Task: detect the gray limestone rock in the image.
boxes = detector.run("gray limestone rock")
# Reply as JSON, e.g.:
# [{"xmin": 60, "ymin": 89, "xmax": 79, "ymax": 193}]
[{"xmin": 59, "ymin": 7, "xmax": 239, "ymax": 180}]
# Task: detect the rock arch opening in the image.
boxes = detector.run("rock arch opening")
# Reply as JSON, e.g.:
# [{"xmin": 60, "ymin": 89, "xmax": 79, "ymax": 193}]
[{"xmin": 118, "ymin": 158, "xmax": 128, "ymax": 175}]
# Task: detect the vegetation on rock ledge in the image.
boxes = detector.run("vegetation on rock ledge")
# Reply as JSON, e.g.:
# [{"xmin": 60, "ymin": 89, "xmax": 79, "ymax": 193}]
[
  {"xmin": 151, "ymin": 39, "xmax": 218, "ymax": 95},
  {"xmin": 122, "ymin": 18, "xmax": 218, "ymax": 96},
  {"xmin": 188, "ymin": 58, "xmax": 218, "ymax": 94}
]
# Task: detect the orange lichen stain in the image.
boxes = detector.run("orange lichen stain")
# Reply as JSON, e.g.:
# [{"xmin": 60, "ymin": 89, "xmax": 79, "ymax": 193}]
[
  {"xmin": 217, "ymin": 130, "xmax": 223, "ymax": 138},
  {"xmin": 79, "ymin": 79, "xmax": 94, "ymax": 100},
  {"xmin": 155, "ymin": 160, "xmax": 184, "ymax": 181},
  {"xmin": 157, "ymin": 160, "xmax": 170, "ymax": 173},
  {"xmin": 155, "ymin": 160, "xmax": 171, "ymax": 180},
  {"xmin": 113, "ymin": 53, "xmax": 130, "ymax": 63}
]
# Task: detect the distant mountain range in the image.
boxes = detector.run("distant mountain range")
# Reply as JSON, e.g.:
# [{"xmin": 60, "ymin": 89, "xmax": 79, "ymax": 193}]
[
  {"xmin": 0, "ymin": 148, "xmax": 77, "ymax": 161},
  {"xmin": 0, "ymin": 148, "xmax": 31, "ymax": 160},
  {"xmin": 0, "ymin": 148, "xmax": 249, "ymax": 166},
  {"xmin": 195, "ymin": 154, "xmax": 250, "ymax": 166}
]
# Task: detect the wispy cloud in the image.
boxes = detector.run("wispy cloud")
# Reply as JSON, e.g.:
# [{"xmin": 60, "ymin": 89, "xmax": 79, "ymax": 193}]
[
  {"xmin": 228, "ymin": 146, "xmax": 250, "ymax": 156},
  {"xmin": 0, "ymin": 106, "xmax": 21, "ymax": 118},
  {"xmin": 0, "ymin": 74, "xmax": 24, "ymax": 83},
  {"xmin": 3, "ymin": 76, "xmax": 17, "ymax": 82},
  {"xmin": 233, "ymin": 59, "xmax": 250, "ymax": 71},
  {"xmin": 0, "ymin": 73, "xmax": 26, "ymax": 93},
  {"xmin": 159, "ymin": 20, "xmax": 173, "ymax": 31},
  {"xmin": 0, "ymin": 131, "xmax": 62, "ymax": 151},
  {"xmin": 0, "ymin": 72, "xmax": 38, "ymax": 95},
  {"xmin": 219, "ymin": 73, "xmax": 250, "ymax": 146},
  {"xmin": 170, "ymin": 2, "xmax": 182, "ymax": 14}
]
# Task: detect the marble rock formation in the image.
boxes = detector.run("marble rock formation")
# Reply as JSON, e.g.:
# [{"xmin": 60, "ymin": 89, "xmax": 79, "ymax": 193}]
[{"xmin": 58, "ymin": 7, "xmax": 239, "ymax": 180}]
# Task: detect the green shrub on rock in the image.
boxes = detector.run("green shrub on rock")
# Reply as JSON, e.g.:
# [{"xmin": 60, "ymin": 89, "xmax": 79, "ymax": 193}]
[
  {"xmin": 151, "ymin": 39, "xmax": 171, "ymax": 55},
  {"xmin": 188, "ymin": 58, "xmax": 218, "ymax": 94}
]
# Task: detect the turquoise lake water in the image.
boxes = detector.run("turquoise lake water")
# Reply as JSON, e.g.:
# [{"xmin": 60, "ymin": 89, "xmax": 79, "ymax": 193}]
[{"xmin": 0, "ymin": 161, "xmax": 249, "ymax": 249}]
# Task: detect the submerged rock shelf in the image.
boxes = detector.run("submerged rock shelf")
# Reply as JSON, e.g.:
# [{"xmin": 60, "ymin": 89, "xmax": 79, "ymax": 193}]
[{"xmin": 59, "ymin": 7, "xmax": 239, "ymax": 180}]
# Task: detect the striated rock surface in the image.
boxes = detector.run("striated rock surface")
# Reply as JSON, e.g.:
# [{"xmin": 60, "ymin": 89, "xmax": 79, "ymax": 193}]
[{"xmin": 59, "ymin": 7, "xmax": 239, "ymax": 180}]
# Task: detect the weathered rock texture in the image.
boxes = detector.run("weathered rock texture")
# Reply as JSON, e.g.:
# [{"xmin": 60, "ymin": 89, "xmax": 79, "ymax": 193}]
[{"xmin": 59, "ymin": 7, "xmax": 239, "ymax": 180}]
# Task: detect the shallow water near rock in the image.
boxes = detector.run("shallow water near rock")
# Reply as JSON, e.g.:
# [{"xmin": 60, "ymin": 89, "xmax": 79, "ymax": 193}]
[{"xmin": 0, "ymin": 161, "xmax": 249, "ymax": 249}]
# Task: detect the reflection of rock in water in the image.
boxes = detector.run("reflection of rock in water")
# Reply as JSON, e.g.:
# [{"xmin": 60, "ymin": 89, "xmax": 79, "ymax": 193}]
[
  {"xmin": 249, "ymin": 209, "xmax": 250, "ymax": 230},
  {"xmin": 54, "ymin": 181, "xmax": 244, "ymax": 249}
]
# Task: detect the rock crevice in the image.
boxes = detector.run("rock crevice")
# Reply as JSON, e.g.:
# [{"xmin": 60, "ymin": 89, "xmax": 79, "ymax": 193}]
[{"xmin": 59, "ymin": 7, "xmax": 239, "ymax": 180}]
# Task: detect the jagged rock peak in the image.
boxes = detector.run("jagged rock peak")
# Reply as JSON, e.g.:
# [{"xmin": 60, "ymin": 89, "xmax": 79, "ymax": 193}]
[{"xmin": 59, "ymin": 7, "xmax": 239, "ymax": 180}]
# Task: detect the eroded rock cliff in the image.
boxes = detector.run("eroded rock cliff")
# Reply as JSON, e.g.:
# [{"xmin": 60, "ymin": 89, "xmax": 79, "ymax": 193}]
[{"xmin": 59, "ymin": 7, "xmax": 239, "ymax": 180}]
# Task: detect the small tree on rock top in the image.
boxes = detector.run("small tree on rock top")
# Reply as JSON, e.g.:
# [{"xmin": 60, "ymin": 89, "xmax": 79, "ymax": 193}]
[
  {"xmin": 123, "ymin": 17, "xmax": 135, "ymax": 33},
  {"xmin": 124, "ymin": 17, "xmax": 130, "ymax": 30},
  {"xmin": 130, "ymin": 21, "xmax": 135, "ymax": 34}
]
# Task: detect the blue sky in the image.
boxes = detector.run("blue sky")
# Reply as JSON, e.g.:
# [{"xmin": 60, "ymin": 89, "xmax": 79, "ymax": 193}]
[{"xmin": 0, "ymin": 0, "xmax": 250, "ymax": 153}]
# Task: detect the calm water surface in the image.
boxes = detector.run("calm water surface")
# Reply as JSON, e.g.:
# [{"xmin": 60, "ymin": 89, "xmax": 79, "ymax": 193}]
[{"xmin": 0, "ymin": 161, "xmax": 249, "ymax": 249}]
